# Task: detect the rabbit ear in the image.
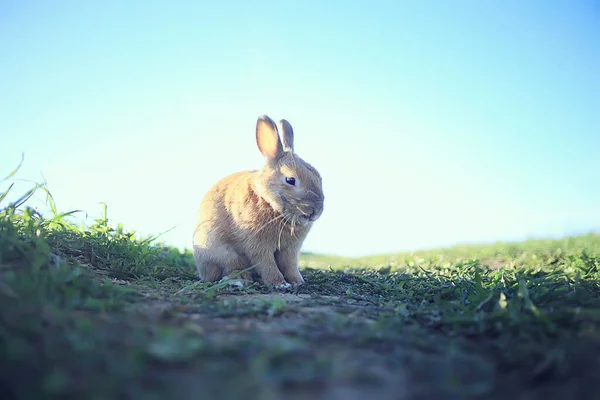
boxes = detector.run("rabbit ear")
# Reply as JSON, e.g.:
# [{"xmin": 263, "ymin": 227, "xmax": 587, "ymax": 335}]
[
  {"xmin": 278, "ymin": 119, "xmax": 294, "ymax": 153},
  {"xmin": 256, "ymin": 114, "xmax": 284, "ymax": 161}
]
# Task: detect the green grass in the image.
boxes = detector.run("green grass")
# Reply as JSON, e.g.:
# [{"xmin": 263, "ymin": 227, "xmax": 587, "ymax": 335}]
[{"xmin": 2, "ymin": 168, "xmax": 600, "ymax": 399}]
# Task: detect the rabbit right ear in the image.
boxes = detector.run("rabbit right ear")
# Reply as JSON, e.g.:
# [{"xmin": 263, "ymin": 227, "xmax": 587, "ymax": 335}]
[
  {"xmin": 278, "ymin": 119, "xmax": 294, "ymax": 153},
  {"xmin": 256, "ymin": 114, "xmax": 284, "ymax": 161}
]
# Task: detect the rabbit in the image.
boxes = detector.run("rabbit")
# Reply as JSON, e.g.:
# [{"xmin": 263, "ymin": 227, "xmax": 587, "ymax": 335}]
[{"xmin": 192, "ymin": 114, "xmax": 324, "ymax": 289}]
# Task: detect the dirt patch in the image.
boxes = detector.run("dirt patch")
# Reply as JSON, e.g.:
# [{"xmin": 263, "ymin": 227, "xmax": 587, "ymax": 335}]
[{"xmin": 116, "ymin": 288, "xmax": 501, "ymax": 399}]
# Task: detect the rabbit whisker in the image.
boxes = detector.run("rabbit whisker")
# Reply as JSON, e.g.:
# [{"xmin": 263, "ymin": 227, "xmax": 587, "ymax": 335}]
[
  {"xmin": 255, "ymin": 213, "xmax": 284, "ymax": 234},
  {"xmin": 275, "ymin": 214, "xmax": 288, "ymax": 246},
  {"xmin": 291, "ymin": 215, "xmax": 297, "ymax": 238},
  {"xmin": 278, "ymin": 213, "xmax": 292, "ymax": 250},
  {"xmin": 296, "ymin": 206, "xmax": 309, "ymax": 216}
]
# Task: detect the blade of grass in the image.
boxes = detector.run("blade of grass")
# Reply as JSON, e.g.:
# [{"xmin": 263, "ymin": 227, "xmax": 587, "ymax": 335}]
[
  {"xmin": 0, "ymin": 183, "xmax": 15, "ymax": 203},
  {"xmin": 1, "ymin": 153, "xmax": 24, "ymax": 182}
]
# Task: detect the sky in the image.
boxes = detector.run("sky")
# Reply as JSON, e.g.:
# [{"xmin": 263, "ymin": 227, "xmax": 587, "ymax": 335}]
[{"xmin": 1, "ymin": 1, "xmax": 599, "ymax": 257}]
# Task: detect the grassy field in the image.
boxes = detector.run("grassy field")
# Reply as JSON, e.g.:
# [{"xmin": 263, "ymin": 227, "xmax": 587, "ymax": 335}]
[{"xmin": 2, "ymin": 175, "xmax": 600, "ymax": 399}]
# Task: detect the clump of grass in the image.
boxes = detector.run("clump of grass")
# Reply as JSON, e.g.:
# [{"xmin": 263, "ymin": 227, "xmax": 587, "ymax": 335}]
[
  {"xmin": 0, "ymin": 162, "xmax": 204, "ymax": 399},
  {"xmin": 40, "ymin": 200, "xmax": 197, "ymax": 281},
  {"xmin": 296, "ymin": 242, "xmax": 600, "ymax": 386}
]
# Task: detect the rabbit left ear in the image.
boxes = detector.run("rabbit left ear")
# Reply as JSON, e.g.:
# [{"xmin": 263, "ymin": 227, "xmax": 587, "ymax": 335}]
[
  {"xmin": 256, "ymin": 114, "xmax": 284, "ymax": 161},
  {"xmin": 278, "ymin": 119, "xmax": 294, "ymax": 153}
]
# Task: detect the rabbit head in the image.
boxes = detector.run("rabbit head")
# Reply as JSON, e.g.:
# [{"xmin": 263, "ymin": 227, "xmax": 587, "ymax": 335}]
[{"xmin": 252, "ymin": 115, "xmax": 324, "ymax": 227}]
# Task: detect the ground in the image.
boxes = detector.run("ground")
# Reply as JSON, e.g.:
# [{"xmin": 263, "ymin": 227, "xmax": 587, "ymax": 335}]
[{"xmin": 2, "ymin": 190, "xmax": 600, "ymax": 399}]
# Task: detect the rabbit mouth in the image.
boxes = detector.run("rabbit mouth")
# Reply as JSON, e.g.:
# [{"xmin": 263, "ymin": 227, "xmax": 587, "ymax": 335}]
[{"xmin": 297, "ymin": 214, "xmax": 311, "ymax": 225}]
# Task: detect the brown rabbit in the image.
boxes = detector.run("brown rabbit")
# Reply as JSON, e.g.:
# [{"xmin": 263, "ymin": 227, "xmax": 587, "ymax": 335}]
[{"xmin": 192, "ymin": 114, "xmax": 324, "ymax": 288}]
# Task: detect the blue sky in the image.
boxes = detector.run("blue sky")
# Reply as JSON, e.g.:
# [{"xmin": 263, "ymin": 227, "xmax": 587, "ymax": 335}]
[{"xmin": 1, "ymin": 1, "xmax": 599, "ymax": 257}]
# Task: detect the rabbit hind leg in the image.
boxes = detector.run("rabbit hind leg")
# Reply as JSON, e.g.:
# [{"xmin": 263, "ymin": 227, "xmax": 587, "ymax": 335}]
[{"xmin": 194, "ymin": 244, "xmax": 253, "ymax": 285}]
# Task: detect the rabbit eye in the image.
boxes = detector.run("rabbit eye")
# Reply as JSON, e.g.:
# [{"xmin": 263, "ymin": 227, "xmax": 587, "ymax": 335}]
[{"xmin": 285, "ymin": 177, "xmax": 296, "ymax": 186}]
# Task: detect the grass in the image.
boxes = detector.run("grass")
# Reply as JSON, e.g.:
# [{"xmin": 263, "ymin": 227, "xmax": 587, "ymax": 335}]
[{"xmin": 2, "ymin": 167, "xmax": 600, "ymax": 399}]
